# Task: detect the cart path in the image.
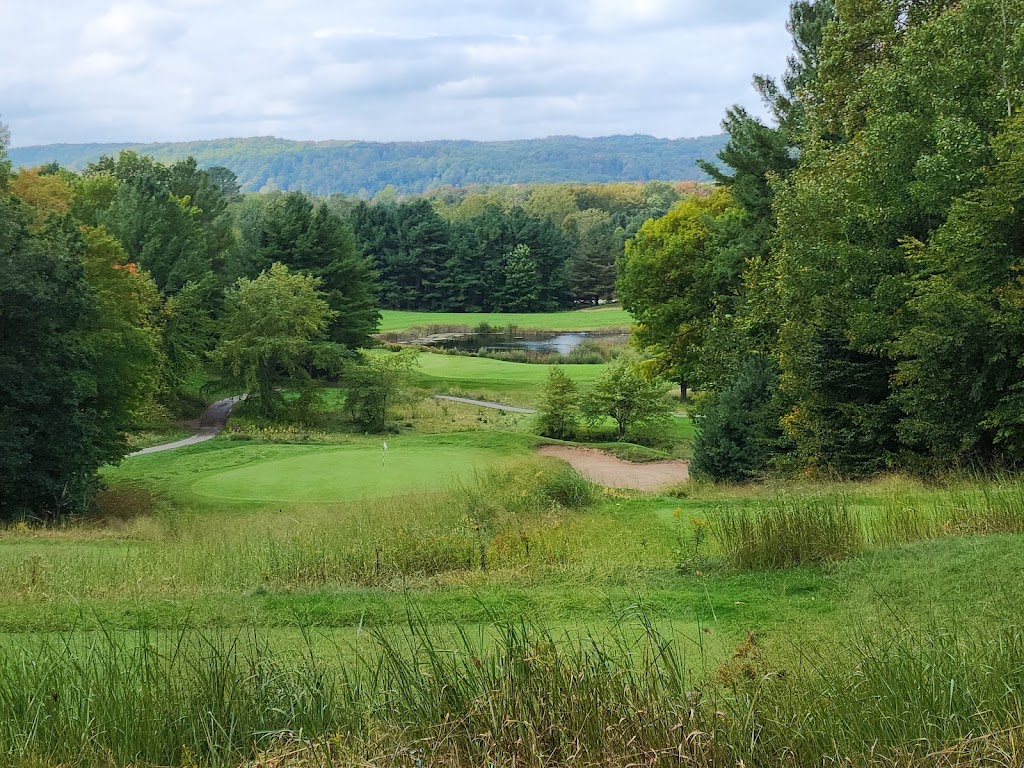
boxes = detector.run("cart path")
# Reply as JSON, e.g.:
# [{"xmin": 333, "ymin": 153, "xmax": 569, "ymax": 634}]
[
  {"xmin": 432, "ymin": 395, "xmax": 537, "ymax": 414},
  {"xmin": 538, "ymin": 445, "xmax": 690, "ymax": 490},
  {"xmin": 127, "ymin": 396, "xmax": 242, "ymax": 457}
]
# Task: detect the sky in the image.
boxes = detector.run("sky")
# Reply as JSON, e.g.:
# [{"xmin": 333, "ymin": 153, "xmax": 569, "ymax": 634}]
[{"xmin": 1, "ymin": 0, "xmax": 794, "ymax": 148}]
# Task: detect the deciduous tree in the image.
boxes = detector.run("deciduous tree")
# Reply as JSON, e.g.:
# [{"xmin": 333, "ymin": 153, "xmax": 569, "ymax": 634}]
[
  {"xmin": 213, "ymin": 263, "xmax": 344, "ymax": 420},
  {"xmin": 584, "ymin": 358, "xmax": 672, "ymax": 439}
]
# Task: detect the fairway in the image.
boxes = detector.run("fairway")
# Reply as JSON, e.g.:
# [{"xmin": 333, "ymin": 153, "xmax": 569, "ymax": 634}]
[
  {"xmin": 413, "ymin": 351, "xmax": 607, "ymax": 403},
  {"xmin": 379, "ymin": 306, "xmax": 633, "ymax": 333}
]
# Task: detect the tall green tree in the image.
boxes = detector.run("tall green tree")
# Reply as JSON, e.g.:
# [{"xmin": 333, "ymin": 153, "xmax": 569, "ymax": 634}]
[
  {"xmin": 537, "ymin": 366, "xmax": 582, "ymax": 439},
  {"xmin": 617, "ymin": 190, "xmax": 737, "ymax": 399},
  {"xmin": 773, "ymin": 0, "xmax": 1024, "ymax": 473},
  {"xmin": 892, "ymin": 112, "xmax": 1024, "ymax": 465},
  {"xmin": 0, "ymin": 195, "xmax": 105, "ymax": 519},
  {"xmin": 496, "ymin": 244, "xmax": 540, "ymax": 312},
  {"xmin": 565, "ymin": 209, "xmax": 620, "ymax": 305},
  {"xmin": 242, "ymin": 193, "xmax": 380, "ymax": 348},
  {"xmin": 342, "ymin": 349, "xmax": 420, "ymax": 432},
  {"xmin": 213, "ymin": 263, "xmax": 344, "ymax": 420}
]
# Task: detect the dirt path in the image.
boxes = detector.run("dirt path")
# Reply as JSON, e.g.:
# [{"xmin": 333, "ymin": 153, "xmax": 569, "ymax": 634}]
[
  {"xmin": 538, "ymin": 445, "xmax": 689, "ymax": 491},
  {"xmin": 127, "ymin": 396, "xmax": 242, "ymax": 458}
]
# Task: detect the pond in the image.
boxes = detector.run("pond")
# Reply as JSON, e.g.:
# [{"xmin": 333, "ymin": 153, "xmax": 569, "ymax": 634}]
[{"xmin": 430, "ymin": 331, "xmax": 629, "ymax": 354}]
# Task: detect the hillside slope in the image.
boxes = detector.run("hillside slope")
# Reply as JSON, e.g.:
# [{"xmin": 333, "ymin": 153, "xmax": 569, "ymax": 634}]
[{"xmin": 8, "ymin": 134, "xmax": 727, "ymax": 196}]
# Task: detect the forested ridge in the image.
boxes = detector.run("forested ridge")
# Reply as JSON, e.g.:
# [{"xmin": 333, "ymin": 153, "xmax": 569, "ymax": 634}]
[{"xmin": 8, "ymin": 134, "xmax": 728, "ymax": 197}]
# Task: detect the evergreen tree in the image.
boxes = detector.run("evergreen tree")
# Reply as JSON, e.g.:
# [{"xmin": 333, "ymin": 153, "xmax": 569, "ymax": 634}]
[
  {"xmin": 537, "ymin": 367, "xmax": 582, "ymax": 439},
  {"xmin": 692, "ymin": 357, "xmax": 785, "ymax": 481},
  {"xmin": 245, "ymin": 193, "xmax": 380, "ymax": 348}
]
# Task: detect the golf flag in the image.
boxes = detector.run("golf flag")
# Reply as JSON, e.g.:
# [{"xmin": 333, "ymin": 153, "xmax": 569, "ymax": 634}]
[{"xmin": 382, "ymin": 440, "xmax": 388, "ymax": 468}]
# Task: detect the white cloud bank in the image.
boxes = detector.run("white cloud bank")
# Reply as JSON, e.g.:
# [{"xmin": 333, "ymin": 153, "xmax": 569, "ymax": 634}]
[{"xmin": 1, "ymin": 0, "xmax": 793, "ymax": 146}]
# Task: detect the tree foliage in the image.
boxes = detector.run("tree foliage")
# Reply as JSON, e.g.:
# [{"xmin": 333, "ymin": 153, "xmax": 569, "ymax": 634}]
[
  {"xmin": 624, "ymin": 0, "xmax": 1024, "ymax": 476},
  {"xmin": 213, "ymin": 263, "xmax": 344, "ymax": 420},
  {"xmin": 342, "ymin": 350, "xmax": 420, "ymax": 432},
  {"xmin": 584, "ymin": 358, "xmax": 672, "ymax": 439},
  {"xmin": 617, "ymin": 189, "xmax": 738, "ymax": 397},
  {"xmin": 537, "ymin": 367, "xmax": 582, "ymax": 440},
  {"xmin": 236, "ymin": 192, "xmax": 380, "ymax": 347},
  {"xmin": 692, "ymin": 357, "xmax": 785, "ymax": 481}
]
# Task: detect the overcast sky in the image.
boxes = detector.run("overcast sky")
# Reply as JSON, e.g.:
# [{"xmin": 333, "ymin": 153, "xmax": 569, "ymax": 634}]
[{"xmin": 1, "ymin": 1, "xmax": 793, "ymax": 148}]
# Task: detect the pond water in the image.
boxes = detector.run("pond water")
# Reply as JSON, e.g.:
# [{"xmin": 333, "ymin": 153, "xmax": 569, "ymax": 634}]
[{"xmin": 432, "ymin": 331, "xmax": 628, "ymax": 354}]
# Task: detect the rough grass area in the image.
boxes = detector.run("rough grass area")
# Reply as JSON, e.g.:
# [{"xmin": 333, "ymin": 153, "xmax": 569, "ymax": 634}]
[
  {"xmin": 124, "ymin": 426, "xmax": 193, "ymax": 451},
  {"xmin": 11, "ymin": 398, "xmax": 1024, "ymax": 765},
  {"xmin": 378, "ymin": 306, "xmax": 633, "ymax": 333}
]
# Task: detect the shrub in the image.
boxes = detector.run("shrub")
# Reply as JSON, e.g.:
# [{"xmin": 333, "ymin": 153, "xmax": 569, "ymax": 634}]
[{"xmin": 692, "ymin": 356, "xmax": 786, "ymax": 481}]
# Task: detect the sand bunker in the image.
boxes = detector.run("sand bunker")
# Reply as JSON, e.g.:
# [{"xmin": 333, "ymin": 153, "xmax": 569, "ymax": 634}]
[{"xmin": 538, "ymin": 445, "xmax": 689, "ymax": 491}]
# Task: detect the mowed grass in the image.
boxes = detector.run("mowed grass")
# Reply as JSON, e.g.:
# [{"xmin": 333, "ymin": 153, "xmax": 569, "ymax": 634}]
[
  {"xmin": 191, "ymin": 443, "xmax": 491, "ymax": 503},
  {"xmin": 412, "ymin": 351, "xmax": 607, "ymax": 405},
  {"xmin": 106, "ymin": 431, "xmax": 537, "ymax": 506},
  {"xmin": 378, "ymin": 305, "xmax": 633, "ymax": 333}
]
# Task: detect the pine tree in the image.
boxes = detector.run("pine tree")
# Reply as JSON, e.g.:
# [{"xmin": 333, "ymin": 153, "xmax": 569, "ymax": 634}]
[{"xmin": 537, "ymin": 367, "xmax": 582, "ymax": 439}]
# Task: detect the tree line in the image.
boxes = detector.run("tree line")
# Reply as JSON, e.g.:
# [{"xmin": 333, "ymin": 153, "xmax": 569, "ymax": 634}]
[
  {"xmin": 618, "ymin": 0, "xmax": 1024, "ymax": 479},
  {"xmin": 342, "ymin": 180, "xmax": 690, "ymax": 311}
]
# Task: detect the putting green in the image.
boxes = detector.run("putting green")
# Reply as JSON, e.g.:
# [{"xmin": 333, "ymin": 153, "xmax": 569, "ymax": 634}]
[{"xmin": 190, "ymin": 442, "xmax": 495, "ymax": 503}]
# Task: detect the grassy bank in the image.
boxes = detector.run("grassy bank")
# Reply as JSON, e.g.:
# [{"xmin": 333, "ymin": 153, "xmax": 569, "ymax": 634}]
[{"xmin": 411, "ymin": 351, "xmax": 608, "ymax": 405}]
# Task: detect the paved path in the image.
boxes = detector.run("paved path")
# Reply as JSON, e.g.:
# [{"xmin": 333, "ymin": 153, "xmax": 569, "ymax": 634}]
[
  {"xmin": 127, "ymin": 396, "xmax": 242, "ymax": 457},
  {"xmin": 432, "ymin": 395, "xmax": 691, "ymax": 419},
  {"xmin": 432, "ymin": 395, "xmax": 537, "ymax": 414}
]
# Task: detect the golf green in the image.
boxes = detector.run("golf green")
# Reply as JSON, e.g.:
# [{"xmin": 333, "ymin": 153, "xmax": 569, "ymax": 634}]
[{"xmin": 190, "ymin": 442, "xmax": 496, "ymax": 503}]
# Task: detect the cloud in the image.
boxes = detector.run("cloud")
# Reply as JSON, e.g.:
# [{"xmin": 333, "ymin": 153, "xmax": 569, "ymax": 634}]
[{"xmin": 1, "ymin": 0, "xmax": 794, "ymax": 147}]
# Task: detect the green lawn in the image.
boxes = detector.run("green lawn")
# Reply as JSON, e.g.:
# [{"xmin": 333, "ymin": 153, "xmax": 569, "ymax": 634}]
[
  {"xmin": 378, "ymin": 305, "xmax": 633, "ymax": 333},
  {"xmin": 106, "ymin": 431, "xmax": 536, "ymax": 507},
  {"xmin": 412, "ymin": 351, "xmax": 607, "ymax": 405}
]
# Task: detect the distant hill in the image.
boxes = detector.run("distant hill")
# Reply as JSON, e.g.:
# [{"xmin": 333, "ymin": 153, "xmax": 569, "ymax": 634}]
[{"xmin": 8, "ymin": 134, "xmax": 728, "ymax": 197}]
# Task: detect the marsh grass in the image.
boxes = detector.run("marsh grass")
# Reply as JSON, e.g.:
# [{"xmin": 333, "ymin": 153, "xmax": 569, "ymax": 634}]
[
  {"xmin": 4, "ymin": 612, "xmax": 1024, "ymax": 767},
  {"xmin": 709, "ymin": 496, "xmax": 865, "ymax": 569},
  {"xmin": 708, "ymin": 477, "xmax": 1024, "ymax": 571}
]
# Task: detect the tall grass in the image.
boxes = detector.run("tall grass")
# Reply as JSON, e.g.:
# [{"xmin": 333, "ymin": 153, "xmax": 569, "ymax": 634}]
[
  {"xmin": 4, "ymin": 614, "xmax": 1024, "ymax": 766},
  {"xmin": 709, "ymin": 477, "xmax": 1024, "ymax": 571},
  {"xmin": 709, "ymin": 496, "xmax": 865, "ymax": 569}
]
